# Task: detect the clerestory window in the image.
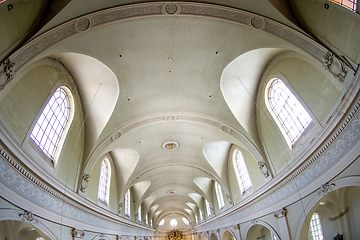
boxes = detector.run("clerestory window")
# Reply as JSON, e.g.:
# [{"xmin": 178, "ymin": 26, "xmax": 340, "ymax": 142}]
[
  {"xmin": 329, "ymin": 0, "xmax": 357, "ymax": 11},
  {"xmin": 205, "ymin": 199, "xmax": 211, "ymax": 217},
  {"xmin": 233, "ymin": 150, "xmax": 252, "ymax": 195},
  {"xmin": 268, "ymin": 78, "xmax": 312, "ymax": 146},
  {"xmin": 98, "ymin": 158, "xmax": 111, "ymax": 204},
  {"xmin": 199, "ymin": 209, "xmax": 203, "ymax": 221},
  {"xmin": 309, "ymin": 213, "xmax": 324, "ymax": 240},
  {"xmin": 159, "ymin": 219, "xmax": 165, "ymax": 227},
  {"xmin": 124, "ymin": 189, "xmax": 130, "ymax": 217},
  {"xmin": 138, "ymin": 205, "xmax": 141, "ymax": 222},
  {"xmin": 30, "ymin": 87, "xmax": 71, "ymax": 162},
  {"xmin": 215, "ymin": 182, "xmax": 225, "ymax": 210}
]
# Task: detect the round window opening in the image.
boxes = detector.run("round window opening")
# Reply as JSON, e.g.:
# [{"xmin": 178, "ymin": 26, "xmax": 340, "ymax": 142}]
[{"xmin": 170, "ymin": 219, "xmax": 178, "ymax": 228}]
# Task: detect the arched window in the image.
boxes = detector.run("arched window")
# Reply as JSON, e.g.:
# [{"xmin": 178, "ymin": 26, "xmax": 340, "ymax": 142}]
[
  {"xmin": 199, "ymin": 209, "xmax": 203, "ymax": 221},
  {"xmin": 215, "ymin": 182, "xmax": 225, "ymax": 210},
  {"xmin": 36, "ymin": 238, "xmax": 45, "ymax": 240},
  {"xmin": 124, "ymin": 189, "xmax": 130, "ymax": 217},
  {"xmin": 138, "ymin": 205, "xmax": 141, "ymax": 222},
  {"xmin": 30, "ymin": 87, "xmax": 70, "ymax": 161},
  {"xmin": 233, "ymin": 150, "xmax": 252, "ymax": 195},
  {"xmin": 205, "ymin": 199, "xmax": 211, "ymax": 217},
  {"xmin": 329, "ymin": 0, "xmax": 357, "ymax": 11},
  {"xmin": 145, "ymin": 213, "xmax": 148, "ymax": 225},
  {"xmin": 268, "ymin": 78, "xmax": 312, "ymax": 146},
  {"xmin": 309, "ymin": 213, "xmax": 324, "ymax": 240},
  {"xmin": 159, "ymin": 219, "xmax": 165, "ymax": 227},
  {"xmin": 98, "ymin": 158, "xmax": 111, "ymax": 204},
  {"xmin": 182, "ymin": 217, "xmax": 189, "ymax": 225},
  {"xmin": 195, "ymin": 214, "xmax": 198, "ymax": 223}
]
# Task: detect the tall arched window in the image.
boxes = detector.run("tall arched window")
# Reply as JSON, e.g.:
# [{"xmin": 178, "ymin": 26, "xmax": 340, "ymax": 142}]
[
  {"xmin": 30, "ymin": 87, "xmax": 70, "ymax": 161},
  {"xmin": 199, "ymin": 209, "xmax": 203, "ymax": 221},
  {"xmin": 268, "ymin": 79, "xmax": 312, "ymax": 146},
  {"xmin": 195, "ymin": 215, "xmax": 198, "ymax": 223},
  {"xmin": 233, "ymin": 150, "xmax": 252, "ymax": 195},
  {"xmin": 138, "ymin": 205, "xmax": 141, "ymax": 222},
  {"xmin": 98, "ymin": 158, "xmax": 111, "ymax": 204},
  {"xmin": 329, "ymin": 0, "xmax": 357, "ymax": 11},
  {"xmin": 215, "ymin": 182, "xmax": 225, "ymax": 210},
  {"xmin": 205, "ymin": 199, "xmax": 211, "ymax": 217},
  {"xmin": 159, "ymin": 219, "xmax": 165, "ymax": 226},
  {"xmin": 124, "ymin": 189, "xmax": 130, "ymax": 217},
  {"xmin": 309, "ymin": 213, "xmax": 324, "ymax": 240}
]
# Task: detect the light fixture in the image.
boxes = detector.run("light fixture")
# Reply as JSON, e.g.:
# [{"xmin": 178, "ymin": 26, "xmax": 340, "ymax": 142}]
[{"xmin": 167, "ymin": 190, "xmax": 177, "ymax": 194}]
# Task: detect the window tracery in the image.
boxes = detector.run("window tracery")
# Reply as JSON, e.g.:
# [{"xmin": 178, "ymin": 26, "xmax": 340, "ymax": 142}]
[
  {"xmin": 268, "ymin": 78, "xmax": 312, "ymax": 146},
  {"xmin": 233, "ymin": 150, "xmax": 252, "ymax": 194},
  {"xmin": 98, "ymin": 158, "xmax": 110, "ymax": 204},
  {"xmin": 215, "ymin": 182, "xmax": 225, "ymax": 209},
  {"xmin": 30, "ymin": 87, "xmax": 70, "ymax": 161},
  {"xmin": 125, "ymin": 189, "xmax": 130, "ymax": 217},
  {"xmin": 309, "ymin": 213, "xmax": 324, "ymax": 240}
]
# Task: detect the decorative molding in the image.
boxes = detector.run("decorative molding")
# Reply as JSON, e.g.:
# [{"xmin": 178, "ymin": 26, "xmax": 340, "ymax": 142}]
[
  {"xmin": 251, "ymin": 219, "xmax": 258, "ymax": 225},
  {"xmin": 274, "ymin": 208, "xmax": 287, "ymax": 219},
  {"xmin": 118, "ymin": 202, "xmax": 123, "ymax": 213},
  {"xmin": 319, "ymin": 182, "xmax": 335, "ymax": 196},
  {"xmin": 323, "ymin": 51, "xmax": 347, "ymax": 82},
  {"xmin": 221, "ymin": 125, "xmax": 231, "ymax": 134},
  {"xmin": 329, "ymin": 207, "xmax": 349, "ymax": 221},
  {"xmin": 71, "ymin": 228, "xmax": 85, "ymax": 239},
  {"xmin": 0, "ymin": 58, "xmax": 15, "ymax": 90},
  {"xmin": 19, "ymin": 211, "xmax": 37, "ymax": 224},
  {"xmin": 225, "ymin": 193, "xmax": 234, "ymax": 205},
  {"xmin": 258, "ymin": 161, "xmax": 270, "ymax": 178},
  {"xmin": 111, "ymin": 132, "xmax": 121, "ymax": 141},
  {"xmin": 6, "ymin": 2, "xmax": 331, "ymax": 86},
  {"xmin": 79, "ymin": 173, "xmax": 90, "ymax": 193}
]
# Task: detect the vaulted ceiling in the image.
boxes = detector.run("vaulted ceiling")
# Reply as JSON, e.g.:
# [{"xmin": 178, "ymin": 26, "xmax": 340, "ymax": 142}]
[{"xmin": 0, "ymin": 0, "xmax": 335, "ymax": 233}]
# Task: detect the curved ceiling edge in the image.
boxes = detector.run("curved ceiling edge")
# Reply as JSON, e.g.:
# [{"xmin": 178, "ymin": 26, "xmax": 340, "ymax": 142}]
[
  {"xmin": 2, "ymin": 2, "xmax": 336, "ymax": 92},
  {"xmin": 83, "ymin": 114, "xmax": 265, "ymax": 178}
]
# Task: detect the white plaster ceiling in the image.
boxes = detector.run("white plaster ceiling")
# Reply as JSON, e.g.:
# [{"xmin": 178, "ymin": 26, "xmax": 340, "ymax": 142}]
[{"xmin": 29, "ymin": 0, "xmax": 309, "ymax": 232}]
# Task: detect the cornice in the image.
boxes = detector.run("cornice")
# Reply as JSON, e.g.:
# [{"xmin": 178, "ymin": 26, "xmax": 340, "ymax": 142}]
[{"xmin": 1, "ymin": 1, "xmax": 338, "ymax": 91}]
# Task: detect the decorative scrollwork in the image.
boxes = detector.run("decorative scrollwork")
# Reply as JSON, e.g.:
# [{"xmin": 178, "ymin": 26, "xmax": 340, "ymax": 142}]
[
  {"xmin": 319, "ymin": 182, "xmax": 335, "ymax": 196},
  {"xmin": 0, "ymin": 58, "xmax": 15, "ymax": 90},
  {"xmin": 79, "ymin": 173, "xmax": 90, "ymax": 193},
  {"xmin": 19, "ymin": 211, "xmax": 37, "ymax": 224},
  {"xmin": 323, "ymin": 51, "xmax": 347, "ymax": 82},
  {"xmin": 274, "ymin": 208, "xmax": 287, "ymax": 219},
  {"xmin": 258, "ymin": 161, "xmax": 270, "ymax": 178},
  {"xmin": 71, "ymin": 228, "xmax": 85, "ymax": 238}
]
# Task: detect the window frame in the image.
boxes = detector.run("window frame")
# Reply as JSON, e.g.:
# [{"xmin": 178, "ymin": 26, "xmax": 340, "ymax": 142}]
[
  {"xmin": 205, "ymin": 199, "xmax": 211, "ymax": 218},
  {"xmin": 215, "ymin": 182, "xmax": 225, "ymax": 210},
  {"xmin": 308, "ymin": 213, "xmax": 324, "ymax": 240},
  {"xmin": 233, "ymin": 149, "xmax": 253, "ymax": 195},
  {"xmin": 28, "ymin": 86, "xmax": 75, "ymax": 167},
  {"xmin": 97, "ymin": 157, "xmax": 111, "ymax": 206},
  {"xmin": 265, "ymin": 77, "xmax": 315, "ymax": 149},
  {"xmin": 124, "ymin": 189, "xmax": 130, "ymax": 217}
]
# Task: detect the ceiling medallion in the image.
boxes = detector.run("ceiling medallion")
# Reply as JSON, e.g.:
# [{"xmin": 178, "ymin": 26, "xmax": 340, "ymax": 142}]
[{"xmin": 162, "ymin": 141, "xmax": 179, "ymax": 151}]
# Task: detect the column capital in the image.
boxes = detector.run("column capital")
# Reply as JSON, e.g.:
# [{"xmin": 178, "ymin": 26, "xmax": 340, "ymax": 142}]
[{"xmin": 274, "ymin": 208, "xmax": 287, "ymax": 219}]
